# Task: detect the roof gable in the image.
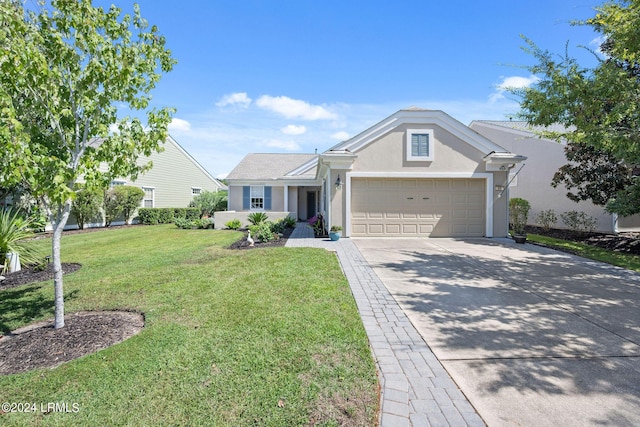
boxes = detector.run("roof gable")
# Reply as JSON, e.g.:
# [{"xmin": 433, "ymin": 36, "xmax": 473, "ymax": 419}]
[{"xmin": 329, "ymin": 109, "xmax": 511, "ymax": 155}]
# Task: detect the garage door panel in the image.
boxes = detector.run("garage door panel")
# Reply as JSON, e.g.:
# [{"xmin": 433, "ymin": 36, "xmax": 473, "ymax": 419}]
[{"xmin": 351, "ymin": 178, "xmax": 485, "ymax": 237}]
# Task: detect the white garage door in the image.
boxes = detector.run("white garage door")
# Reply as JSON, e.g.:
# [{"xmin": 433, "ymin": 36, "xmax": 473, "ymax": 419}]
[{"xmin": 351, "ymin": 178, "xmax": 486, "ymax": 237}]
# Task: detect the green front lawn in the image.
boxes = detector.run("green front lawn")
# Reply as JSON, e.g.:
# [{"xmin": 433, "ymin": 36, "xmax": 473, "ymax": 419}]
[
  {"xmin": 0, "ymin": 225, "xmax": 379, "ymax": 426},
  {"xmin": 528, "ymin": 233, "xmax": 640, "ymax": 272}
]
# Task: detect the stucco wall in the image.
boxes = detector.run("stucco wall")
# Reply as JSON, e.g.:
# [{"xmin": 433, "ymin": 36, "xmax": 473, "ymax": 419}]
[
  {"xmin": 471, "ymin": 123, "xmax": 617, "ymax": 233},
  {"xmin": 352, "ymin": 124, "xmax": 486, "ymax": 173}
]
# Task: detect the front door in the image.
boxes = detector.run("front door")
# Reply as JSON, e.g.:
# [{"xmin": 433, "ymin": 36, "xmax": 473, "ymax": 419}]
[{"xmin": 306, "ymin": 191, "xmax": 316, "ymax": 219}]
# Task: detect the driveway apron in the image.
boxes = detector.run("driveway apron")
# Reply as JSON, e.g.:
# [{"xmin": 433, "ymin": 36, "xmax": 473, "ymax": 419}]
[{"xmin": 355, "ymin": 237, "xmax": 640, "ymax": 427}]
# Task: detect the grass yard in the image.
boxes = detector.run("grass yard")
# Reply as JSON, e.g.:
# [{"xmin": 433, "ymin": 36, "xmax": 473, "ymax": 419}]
[
  {"xmin": 0, "ymin": 225, "xmax": 379, "ymax": 426},
  {"xmin": 528, "ymin": 233, "xmax": 640, "ymax": 272}
]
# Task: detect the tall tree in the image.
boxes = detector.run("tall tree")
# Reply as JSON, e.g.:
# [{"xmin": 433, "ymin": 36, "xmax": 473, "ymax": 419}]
[
  {"xmin": 513, "ymin": 0, "xmax": 640, "ymax": 216},
  {"xmin": 0, "ymin": 0, "xmax": 175, "ymax": 328}
]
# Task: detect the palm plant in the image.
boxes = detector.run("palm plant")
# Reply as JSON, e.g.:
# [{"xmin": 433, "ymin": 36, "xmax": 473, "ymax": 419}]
[
  {"xmin": 247, "ymin": 211, "xmax": 268, "ymax": 225},
  {"xmin": 0, "ymin": 209, "xmax": 42, "ymax": 273}
]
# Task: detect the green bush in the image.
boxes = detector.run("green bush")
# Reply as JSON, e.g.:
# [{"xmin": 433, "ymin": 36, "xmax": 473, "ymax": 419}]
[
  {"xmin": 0, "ymin": 209, "xmax": 42, "ymax": 272},
  {"xmin": 282, "ymin": 216, "xmax": 297, "ymax": 228},
  {"xmin": 189, "ymin": 190, "xmax": 228, "ymax": 217},
  {"xmin": 269, "ymin": 219, "xmax": 286, "ymax": 234},
  {"xmin": 71, "ymin": 183, "xmax": 103, "ymax": 229},
  {"xmin": 103, "ymin": 186, "xmax": 144, "ymax": 226},
  {"xmin": 247, "ymin": 211, "xmax": 268, "ymax": 225},
  {"xmin": 535, "ymin": 209, "xmax": 558, "ymax": 231},
  {"xmin": 225, "ymin": 219, "xmax": 242, "ymax": 230},
  {"xmin": 249, "ymin": 222, "xmax": 277, "ymax": 242},
  {"xmin": 137, "ymin": 208, "xmax": 201, "ymax": 225},
  {"xmin": 509, "ymin": 197, "xmax": 531, "ymax": 235},
  {"xmin": 561, "ymin": 210, "xmax": 598, "ymax": 233}
]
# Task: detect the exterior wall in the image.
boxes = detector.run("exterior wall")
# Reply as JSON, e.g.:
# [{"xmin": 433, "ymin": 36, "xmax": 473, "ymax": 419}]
[
  {"xmin": 130, "ymin": 137, "xmax": 223, "ymax": 208},
  {"xmin": 344, "ymin": 123, "xmax": 510, "ymax": 237},
  {"xmin": 287, "ymin": 186, "xmax": 299, "ymax": 220},
  {"xmin": 351, "ymin": 124, "xmax": 485, "ymax": 174},
  {"xmin": 471, "ymin": 123, "xmax": 617, "ymax": 233},
  {"xmin": 228, "ymin": 186, "xmax": 243, "ymax": 211}
]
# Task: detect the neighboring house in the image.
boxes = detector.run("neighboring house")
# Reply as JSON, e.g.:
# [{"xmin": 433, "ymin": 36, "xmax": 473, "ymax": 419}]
[
  {"xmin": 67, "ymin": 135, "xmax": 227, "ymax": 229},
  {"xmin": 219, "ymin": 108, "xmax": 526, "ymax": 238},
  {"xmin": 469, "ymin": 120, "xmax": 640, "ymax": 233}
]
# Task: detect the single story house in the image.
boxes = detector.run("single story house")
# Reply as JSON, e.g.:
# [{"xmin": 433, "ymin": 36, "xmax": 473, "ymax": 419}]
[
  {"xmin": 469, "ymin": 120, "xmax": 640, "ymax": 233},
  {"xmin": 219, "ymin": 108, "xmax": 526, "ymax": 238}
]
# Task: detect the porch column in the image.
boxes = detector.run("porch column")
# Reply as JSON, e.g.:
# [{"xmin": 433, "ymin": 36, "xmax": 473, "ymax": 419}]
[{"xmin": 284, "ymin": 185, "xmax": 289, "ymax": 212}]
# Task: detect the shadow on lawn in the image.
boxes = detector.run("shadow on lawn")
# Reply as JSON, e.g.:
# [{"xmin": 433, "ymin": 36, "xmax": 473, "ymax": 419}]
[{"xmin": 0, "ymin": 285, "xmax": 79, "ymax": 334}]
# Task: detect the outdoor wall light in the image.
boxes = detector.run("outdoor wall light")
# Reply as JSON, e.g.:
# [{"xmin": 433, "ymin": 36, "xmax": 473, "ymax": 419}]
[
  {"xmin": 495, "ymin": 185, "xmax": 505, "ymax": 192},
  {"xmin": 335, "ymin": 174, "xmax": 343, "ymax": 190}
]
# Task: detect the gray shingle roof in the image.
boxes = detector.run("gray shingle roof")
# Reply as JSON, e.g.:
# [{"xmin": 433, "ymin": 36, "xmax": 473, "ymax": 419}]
[
  {"xmin": 474, "ymin": 120, "xmax": 572, "ymax": 134},
  {"xmin": 226, "ymin": 153, "xmax": 318, "ymax": 180}
]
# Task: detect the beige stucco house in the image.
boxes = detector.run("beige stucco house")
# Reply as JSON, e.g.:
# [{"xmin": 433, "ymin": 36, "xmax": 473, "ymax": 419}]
[
  {"xmin": 470, "ymin": 120, "xmax": 640, "ymax": 233},
  {"xmin": 219, "ymin": 108, "xmax": 526, "ymax": 238}
]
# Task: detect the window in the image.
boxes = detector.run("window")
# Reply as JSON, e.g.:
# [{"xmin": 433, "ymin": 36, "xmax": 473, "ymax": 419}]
[
  {"xmin": 250, "ymin": 186, "xmax": 264, "ymax": 210},
  {"xmin": 142, "ymin": 187, "xmax": 155, "ymax": 208},
  {"xmin": 110, "ymin": 179, "xmax": 126, "ymax": 187},
  {"xmin": 406, "ymin": 129, "xmax": 434, "ymax": 161},
  {"xmin": 192, "ymin": 187, "xmax": 201, "ymax": 196}
]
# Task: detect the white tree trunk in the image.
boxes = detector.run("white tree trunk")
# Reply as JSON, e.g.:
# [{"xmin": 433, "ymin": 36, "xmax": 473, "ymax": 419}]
[{"xmin": 52, "ymin": 200, "xmax": 72, "ymax": 329}]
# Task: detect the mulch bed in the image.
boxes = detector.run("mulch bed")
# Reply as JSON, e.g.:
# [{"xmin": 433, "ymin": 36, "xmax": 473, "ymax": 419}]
[
  {"xmin": 228, "ymin": 227, "xmax": 294, "ymax": 250},
  {"xmin": 524, "ymin": 225, "xmax": 640, "ymax": 255},
  {"xmin": 0, "ymin": 311, "xmax": 144, "ymax": 375},
  {"xmin": 0, "ymin": 263, "xmax": 82, "ymax": 291}
]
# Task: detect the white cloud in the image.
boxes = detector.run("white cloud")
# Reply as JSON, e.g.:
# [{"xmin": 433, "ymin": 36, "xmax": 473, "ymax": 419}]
[
  {"xmin": 281, "ymin": 124, "xmax": 307, "ymax": 135},
  {"xmin": 256, "ymin": 95, "xmax": 338, "ymax": 120},
  {"xmin": 490, "ymin": 75, "xmax": 539, "ymax": 103},
  {"xmin": 168, "ymin": 118, "xmax": 191, "ymax": 132},
  {"xmin": 216, "ymin": 92, "xmax": 252, "ymax": 108},
  {"xmin": 265, "ymin": 139, "xmax": 301, "ymax": 151},
  {"xmin": 331, "ymin": 131, "xmax": 350, "ymax": 141}
]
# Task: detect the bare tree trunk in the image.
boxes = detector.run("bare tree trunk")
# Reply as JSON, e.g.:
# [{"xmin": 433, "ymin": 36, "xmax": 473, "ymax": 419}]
[{"xmin": 52, "ymin": 200, "xmax": 72, "ymax": 329}]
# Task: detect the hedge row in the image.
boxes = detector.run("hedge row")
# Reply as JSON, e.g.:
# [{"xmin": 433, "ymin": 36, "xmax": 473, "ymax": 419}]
[{"xmin": 138, "ymin": 208, "xmax": 201, "ymax": 225}]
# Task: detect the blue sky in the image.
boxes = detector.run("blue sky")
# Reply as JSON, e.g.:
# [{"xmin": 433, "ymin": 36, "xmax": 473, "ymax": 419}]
[{"xmin": 101, "ymin": 0, "xmax": 602, "ymax": 178}]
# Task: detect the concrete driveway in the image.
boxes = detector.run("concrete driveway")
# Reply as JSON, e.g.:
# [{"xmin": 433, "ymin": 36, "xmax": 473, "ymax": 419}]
[{"xmin": 354, "ymin": 237, "xmax": 640, "ymax": 427}]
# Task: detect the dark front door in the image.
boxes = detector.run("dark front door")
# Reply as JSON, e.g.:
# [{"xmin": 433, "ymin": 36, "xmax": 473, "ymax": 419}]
[{"xmin": 307, "ymin": 191, "xmax": 316, "ymax": 219}]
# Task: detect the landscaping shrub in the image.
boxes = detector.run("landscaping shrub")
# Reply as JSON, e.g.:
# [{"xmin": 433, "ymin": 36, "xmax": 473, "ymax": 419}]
[
  {"xmin": 249, "ymin": 222, "xmax": 277, "ymax": 242},
  {"xmin": 189, "ymin": 190, "xmax": 227, "ymax": 217},
  {"xmin": 71, "ymin": 183, "xmax": 103, "ymax": 229},
  {"xmin": 103, "ymin": 186, "xmax": 144, "ymax": 226},
  {"xmin": 282, "ymin": 216, "xmax": 297, "ymax": 228},
  {"xmin": 137, "ymin": 208, "xmax": 200, "ymax": 225},
  {"xmin": 269, "ymin": 219, "xmax": 286, "ymax": 234},
  {"xmin": 536, "ymin": 209, "xmax": 558, "ymax": 231},
  {"xmin": 561, "ymin": 210, "xmax": 598, "ymax": 233},
  {"xmin": 225, "ymin": 219, "xmax": 242, "ymax": 230},
  {"xmin": 0, "ymin": 209, "xmax": 42, "ymax": 272},
  {"xmin": 509, "ymin": 198, "xmax": 531, "ymax": 235},
  {"xmin": 247, "ymin": 211, "xmax": 269, "ymax": 225}
]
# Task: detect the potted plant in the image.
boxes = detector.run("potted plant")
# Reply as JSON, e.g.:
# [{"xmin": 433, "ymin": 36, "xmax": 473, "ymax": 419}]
[
  {"xmin": 509, "ymin": 197, "xmax": 531, "ymax": 243},
  {"xmin": 329, "ymin": 225, "xmax": 342, "ymax": 241}
]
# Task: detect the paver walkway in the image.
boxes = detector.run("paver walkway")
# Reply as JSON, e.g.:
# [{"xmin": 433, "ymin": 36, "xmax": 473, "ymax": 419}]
[{"xmin": 286, "ymin": 223, "xmax": 485, "ymax": 427}]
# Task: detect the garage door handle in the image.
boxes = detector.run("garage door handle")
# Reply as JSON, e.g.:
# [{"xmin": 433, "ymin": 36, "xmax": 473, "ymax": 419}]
[
  {"xmin": 407, "ymin": 197, "xmax": 413, "ymax": 200},
  {"xmin": 423, "ymin": 197, "xmax": 430, "ymax": 200}
]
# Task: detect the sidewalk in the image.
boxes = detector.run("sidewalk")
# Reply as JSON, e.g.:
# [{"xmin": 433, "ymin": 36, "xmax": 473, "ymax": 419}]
[{"xmin": 286, "ymin": 223, "xmax": 485, "ymax": 427}]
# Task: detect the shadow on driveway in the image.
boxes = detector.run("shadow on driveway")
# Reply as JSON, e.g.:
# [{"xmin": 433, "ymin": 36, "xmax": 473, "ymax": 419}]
[{"xmin": 355, "ymin": 237, "xmax": 640, "ymax": 427}]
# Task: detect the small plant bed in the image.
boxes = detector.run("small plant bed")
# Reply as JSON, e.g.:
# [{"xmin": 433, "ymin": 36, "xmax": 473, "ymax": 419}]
[
  {"xmin": 525, "ymin": 225, "xmax": 640, "ymax": 255},
  {"xmin": 228, "ymin": 226, "xmax": 294, "ymax": 249},
  {"xmin": 0, "ymin": 263, "xmax": 81, "ymax": 291},
  {"xmin": 0, "ymin": 311, "xmax": 144, "ymax": 375}
]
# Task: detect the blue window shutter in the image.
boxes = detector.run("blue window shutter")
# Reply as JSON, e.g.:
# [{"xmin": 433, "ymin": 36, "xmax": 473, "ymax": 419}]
[
  {"xmin": 242, "ymin": 186, "xmax": 250, "ymax": 210},
  {"xmin": 264, "ymin": 186, "xmax": 272, "ymax": 210}
]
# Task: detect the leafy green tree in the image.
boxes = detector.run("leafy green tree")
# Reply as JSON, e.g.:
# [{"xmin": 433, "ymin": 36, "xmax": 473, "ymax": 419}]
[
  {"xmin": 117, "ymin": 186, "xmax": 144, "ymax": 225},
  {"xmin": 0, "ymin": 0, "xmax": 175, "ymax": 328},
  {"xmin": 513, "ymin": 0, "xmax": 640, "ymax": 216},
  {"xmin": 71, "ymin": 184, "xmax": 104, "ymax": 230},
  {"xmin": 189, "ymin": 190, "xmax": 227, "ymax": 217}
]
